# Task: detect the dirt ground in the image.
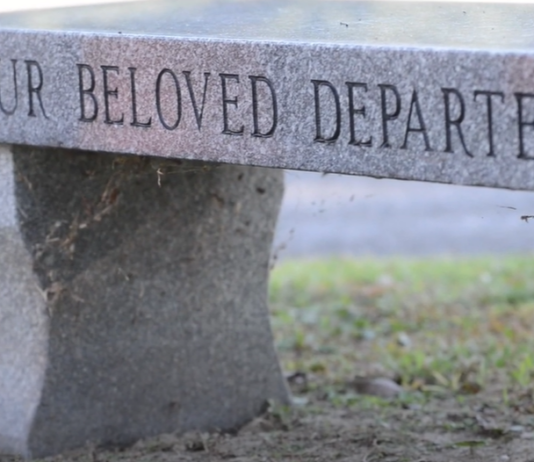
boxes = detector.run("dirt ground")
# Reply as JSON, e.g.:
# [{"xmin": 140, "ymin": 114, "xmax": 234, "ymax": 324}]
[
  {"xmin": 3, "ymin": 382, "xmax": 532, "ymax": 462},
  {"xmin": 123, "ymin": 389, "xmax": 534, "ymax": 462}
]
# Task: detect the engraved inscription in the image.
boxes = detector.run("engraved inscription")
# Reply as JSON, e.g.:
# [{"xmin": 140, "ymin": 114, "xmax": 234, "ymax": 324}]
[
  {"xmin": 129, "ymin": 67, "xmax": 151, "ymax": 128},
  {"xmin": 220, "ymin": 73, "xmax": 244, "ymax": 136},
  {"xmin": 474, "ymin": 90, "xmax": 504, "ymax": 157},
  {"xmin": 378, "ymin": 84, "xmax": 401, "ymax": 149},
  {"xmin": 0, "ymin": 58, "xmax": 51, "ymax": 119},
  {"xmin": 101, "ymin": 65, "xmax": 124, "ymax": 125},
  {"xmin": 25, "ymin": 60, "xmax": 48, "ymax": 119},
  {"xmin": 312, "ymin": 79, "xmax": 341, "ymax": 143},
  {"xmin": 346, "ymin": 82, "xmax": 371, "ymax": 147},
  {"xmin": 156, "ymin": 68, "xmax": 181, "ymax": 130},
  {"xmin": 2, "ymin": 54, "xmax": 534, "ymax": 164},
  {"xmin": 73, "ymin": 63, "xmax": 278, "ymax": 138},
  {"xmin": 515, "ymin": 92, "xmax": 534, "ymax": 159},
  {"xmin": 401, "ymin": 90, "xmax": 430, "ymax": 151},
  {"xmin": 249, "ymin": 75, "xmax": 277, "ymax": 138},
  {"xmin": 183, "ymin": 71, "xmax": 210, "ymax": 131},
  {"xmin": 0, "ymin": 59, "xmax": 18, "ymax": 116},
  {"xmin": 442, "ymin": 88, "xmax": 471, "ymax": 157},
  {"xmin": 77, "ymin": 63, "xmax": 98, "ymax": 122},
  {"xmin": 307, "ymin": 79, "xmax": 534, "ymax": 160}
]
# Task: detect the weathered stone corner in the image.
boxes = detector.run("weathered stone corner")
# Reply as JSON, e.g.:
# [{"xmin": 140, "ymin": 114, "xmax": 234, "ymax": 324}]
[{"xmin": 0, "ymin": 144, "xmax": 289, "ymax": 459}]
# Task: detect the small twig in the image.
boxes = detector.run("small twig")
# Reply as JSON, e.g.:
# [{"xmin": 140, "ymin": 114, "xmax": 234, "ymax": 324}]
[
  {"xmin": 117, "ymin": 267, "xmax": 130, "ymax": 281},
  {"xmin": 34, "ymin": 282, "xmax": 47, "ymax": 302}
]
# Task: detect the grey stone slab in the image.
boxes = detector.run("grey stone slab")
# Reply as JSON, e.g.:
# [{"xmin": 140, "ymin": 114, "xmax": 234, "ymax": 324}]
[
  {"xmin": 0, "ymin": 144, "xmax": 288, "ymax": 458},
  {"xmin": 1, "ymin": 1, "xmax": 534, "ymax": 189}
]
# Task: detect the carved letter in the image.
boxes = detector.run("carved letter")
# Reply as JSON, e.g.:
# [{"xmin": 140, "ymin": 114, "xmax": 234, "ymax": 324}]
[
  {"xmin": 311, "ymin": 80, "xmax": 341, "ymax": 143},
  {"xmin": 249, "ymin": 75, "xmax": 278, "ymax": 138},
  {"xmin": 378, "ymin": 84, "xmax": 400, "ymax": 148},
  {"xmin": 346, "ymin": 81, "xmax": 371, "ymax": 147},
  {"xmin": 0, "ymin": 59, "xmax": 17, "ymax": 115},
  {"xmin": 442, "ymin": 88, "xmax": 472, "ymax": 157},
  {"xmin": 25, "ymin": 60, "xmax": 48, "ymax": 118},
  {"xmin": 156, "ymin": 68, "xmax": 182, "ymax": 130},
  {"xmin": 101, "ymin": 65, "xmax": 124, "ymax": 125},
  {"xmin": 515, "ymin": 92, "xmax": 534, "ymax": 159},
  {"xmin": 183, "ymin": 71, "xmax": 210, "ymax": 130},
  {"xmin": 129, "ymin": 67, "xmax": 151, "ymax": 128},
  {"xmin": 401, "ymin": 90, "xmax": 431, "ymax": 151},
  {"xmin": 474, "ymin": 90, "xmax": 504, "ymax": 157},
  {"xmin": 77, "ymin": 64, "xmax": 98, "ymax": 122},
  {"xmin": 220, "ymin": 74, "xmax": 244, "ymax": 136}
]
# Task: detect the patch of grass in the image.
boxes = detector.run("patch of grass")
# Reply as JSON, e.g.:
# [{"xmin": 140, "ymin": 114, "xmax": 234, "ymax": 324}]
[{"xmin": 269, "ymin": 256, "xmax": 534, "ymax": 400}]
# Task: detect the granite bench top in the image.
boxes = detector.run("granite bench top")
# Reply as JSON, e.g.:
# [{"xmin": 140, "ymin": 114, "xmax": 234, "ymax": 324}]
[{"xmin": 1, "ymin": 0, "xmax": 534, "ymax": 189}]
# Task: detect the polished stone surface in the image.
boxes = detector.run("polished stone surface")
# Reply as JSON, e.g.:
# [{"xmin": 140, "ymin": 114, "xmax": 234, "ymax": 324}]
[
  {"xmin": 0, "ymin": 145, "xmax": 288, "ymax": 458},
  {"xmin": 0, "ymin": 0, "xmax": 533, "ymax": 50},
  {"xmin": 1, "ymin": 0, "xmax": 534, "ymax": 189}
]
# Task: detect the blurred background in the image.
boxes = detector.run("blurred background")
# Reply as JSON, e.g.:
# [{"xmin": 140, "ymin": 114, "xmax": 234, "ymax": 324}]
[{"xmin": 2, "ymin": 0, "xmax": 534, "ymax": 260}]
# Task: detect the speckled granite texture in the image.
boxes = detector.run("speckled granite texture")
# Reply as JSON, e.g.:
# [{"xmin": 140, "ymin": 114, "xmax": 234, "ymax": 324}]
[
  {"xmin": 0, "ymin": 145, "xmax": 288, "ymax": 458},
  {"xmin": 1, "ymin": 0, "xmax": 534, "ymax": 189}
]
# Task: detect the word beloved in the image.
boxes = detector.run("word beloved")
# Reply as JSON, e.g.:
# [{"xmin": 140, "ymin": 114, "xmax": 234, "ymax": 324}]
[{"xmin": 77, "ymin": 63, "xmax": 278, "ymax": 138}]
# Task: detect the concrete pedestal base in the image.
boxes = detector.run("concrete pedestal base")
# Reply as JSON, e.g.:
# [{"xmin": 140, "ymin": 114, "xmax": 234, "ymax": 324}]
[{"xmin": 0, "ymin": 145, "xmax": 288, "ymax": 459}]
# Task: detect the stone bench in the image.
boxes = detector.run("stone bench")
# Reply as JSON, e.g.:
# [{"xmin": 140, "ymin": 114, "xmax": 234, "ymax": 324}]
[{"xmin": 1, "ymin": 0, "xmax": 534, "ymax": 457}]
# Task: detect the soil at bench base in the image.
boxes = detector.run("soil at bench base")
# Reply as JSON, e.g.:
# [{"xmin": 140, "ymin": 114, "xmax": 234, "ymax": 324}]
[{"xmin": 1, "ymin": 384, "xmax": 534, "ymax": 462}]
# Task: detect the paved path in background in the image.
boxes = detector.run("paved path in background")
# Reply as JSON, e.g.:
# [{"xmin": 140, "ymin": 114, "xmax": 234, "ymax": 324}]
[{"xmin": 274, "ymin": 172, "xmax": 534, "ymax": 258}]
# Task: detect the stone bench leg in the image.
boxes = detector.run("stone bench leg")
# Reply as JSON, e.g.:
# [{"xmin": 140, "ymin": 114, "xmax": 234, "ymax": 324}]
[{"xmin": 0, "ymin": 145, "xmax": 289, "ymax": 459}]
